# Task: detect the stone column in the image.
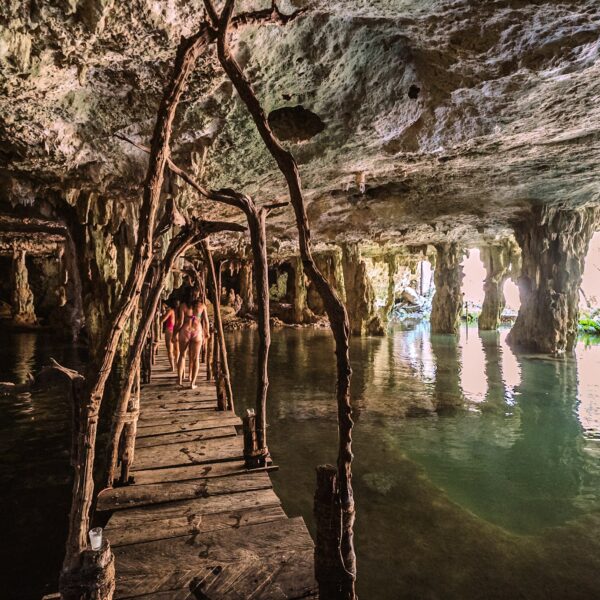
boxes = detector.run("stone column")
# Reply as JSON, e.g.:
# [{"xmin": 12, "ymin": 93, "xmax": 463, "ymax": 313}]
[
  {"xmin": 290, "ymin": 256, "xmax": 314, "ymax": 324},
  {"xmin": 430, "ymin": 243, "xmax": 464, "ymax": 334},
  {"xmin": 11, "ymin": 248, "xmax": 37, "ymax": 325},
  {"xmin": 238, "ymin": 261, "xmax": 255, "ymax": 314},
  {"xmin": 479, "ymin": 240, "xmax": 520, "ymax": 331},
  {"xmin": 341, "ymin": 244, "xmax": 384, "ymax": 335},
  {"xmin": 507, "ymin": 205, "xmax": 598, "ymax": 354},
  {"xmin": 308, "ymin": 248, "xmax": 346, "ymax": 315},
  {"xmin": 383, "ymin": 254, "xmax": 399, "ymax": 318}
]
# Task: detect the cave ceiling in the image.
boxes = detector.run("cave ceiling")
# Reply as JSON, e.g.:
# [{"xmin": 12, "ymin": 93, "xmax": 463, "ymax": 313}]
[{"xmin": 1, "ymin": 0, "xmax": 599, "ymax": 252}]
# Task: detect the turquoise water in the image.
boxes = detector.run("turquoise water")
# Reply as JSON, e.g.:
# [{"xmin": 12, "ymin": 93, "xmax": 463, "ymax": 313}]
[
  {"xmin": 1, "ymin": 325, "xmax": 599, "ymax": 598},
  {"xmin": 227, "ymin": 324, "xmax": 600, "ymax": 599}
]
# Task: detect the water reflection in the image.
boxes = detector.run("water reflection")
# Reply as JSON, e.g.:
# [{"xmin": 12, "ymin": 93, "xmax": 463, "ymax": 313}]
[
  {"xmin": 0, "ymin": 332, "xmax": 85, "ymax": 600},
  {"xmin": 227, "ymin": 324, "xmax": 600, "ymax": 599}
]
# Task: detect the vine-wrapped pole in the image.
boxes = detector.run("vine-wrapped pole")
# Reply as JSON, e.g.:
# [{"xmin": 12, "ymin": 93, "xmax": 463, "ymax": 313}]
[
  {"xmin": 202, "ymin": 241, "xmax": 235, "ymax": 412},
  {"xmin": 117, "ymin": 136, "xmax": 287, "ymax": 463},
  {"xmin": 59, "ymin": 29, "xmax": 211, "ymax": 596},
  {"xmin": 209, "ymin": 1, "xmax": 356, "ymax": 595},
  {"xmin": 104, "ymin": 219, "xmax": 246, "ymax": 488}
]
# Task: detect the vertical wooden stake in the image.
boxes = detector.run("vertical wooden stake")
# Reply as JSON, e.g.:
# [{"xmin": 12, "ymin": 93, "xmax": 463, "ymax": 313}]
[
  {"xmin": 314, "ymin": 465, "xmax": 347, "ymax": 599},
  {"xmin": 203, "ymin": 241, "xmax": 234, "ymax": 411},
  {"xmin": 242, "ymin": 409, "xmax": 267, "ymax": 468},
  {"xmin": 206, "ymin": 333, "xmax": 213, "ymax": 381}
]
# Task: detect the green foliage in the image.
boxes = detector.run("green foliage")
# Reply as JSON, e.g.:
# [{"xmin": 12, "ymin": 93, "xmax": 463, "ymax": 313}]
[{"xmin": 578, "ymin": 317, "xmax": 600, "ymax": 334}]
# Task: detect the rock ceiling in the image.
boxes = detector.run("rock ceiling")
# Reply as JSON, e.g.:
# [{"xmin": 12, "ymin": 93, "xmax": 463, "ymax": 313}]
[{"xmin": 1, "ymin": 0, "xmax": 599, "ymax": 251}]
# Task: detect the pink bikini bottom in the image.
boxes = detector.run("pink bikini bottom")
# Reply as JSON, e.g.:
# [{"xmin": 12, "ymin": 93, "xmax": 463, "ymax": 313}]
[{"xmin": 179, "ymin": 328, "xmax": 200, "ymax": 343}]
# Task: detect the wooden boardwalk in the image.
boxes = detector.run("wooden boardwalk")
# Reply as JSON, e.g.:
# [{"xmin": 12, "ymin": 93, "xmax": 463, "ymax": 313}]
[{"xmin": 97, "ymin": 349, "xmax": 317, "ymax": 599}]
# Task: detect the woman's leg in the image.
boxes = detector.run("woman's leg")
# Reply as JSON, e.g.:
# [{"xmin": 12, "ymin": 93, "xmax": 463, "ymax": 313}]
[
  {"xmin": 164, "ymin": 330, "xmax": 173, "ymax": 370},
  {"xmin": 189, "ymin": 337, "xmax": 202, "ymax": 389},
  {"xmin": 172, "ymin": 332, "xmax": 179, "ymax": 367},
  {"xmin": 177, "ymin": 333, "xmax": 190, "ymax": 386}
]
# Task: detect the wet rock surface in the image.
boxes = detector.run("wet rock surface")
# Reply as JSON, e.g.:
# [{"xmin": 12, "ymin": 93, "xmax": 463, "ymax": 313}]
[{"xmin": 0, "ymin": 1, "xmax": 599, "ymax": 250}]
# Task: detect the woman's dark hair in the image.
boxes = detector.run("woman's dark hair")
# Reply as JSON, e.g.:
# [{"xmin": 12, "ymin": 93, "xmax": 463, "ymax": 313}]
[{"xmin": 180, "ymin": 286, "xmax": 194, "ymax": 306}]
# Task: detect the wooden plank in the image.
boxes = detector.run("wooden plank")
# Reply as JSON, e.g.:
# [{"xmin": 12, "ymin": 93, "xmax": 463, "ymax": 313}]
[
  {"xmin": 143, "ymin": 395, "xmax": 217, "ymax": 404},
  {"xmin": 102, "ymin": 345, "xmax": 316, "ymax": 600},
  {"xmin": 107, "ymin": 488, "xmax": 281, "ymax": 529},
  {"xmin": 131, "ymin": 436, "xmax": 243, "ymax": 471},
  {"xmin": 138, "ymin": 407, "xmax": 219, "ymax": 422},
  {"xmin": 131, "ymin": 461, "xmax": 278, "ymax": 485},
  {"xmin": 113, "ymin": 518, "xmax": 315, "ymax": 599},
  {"xmin": 97, "ymin": 471, "xmax": 273, "ymax": 511},
  {"xmin": 136, "ymin": 412, "xmax": 239, "ymax": 429},
  {"xmin": 114, "ymin": 549, "xmax": 316, "ymax": 599},
  {"xmin": 136, "ymin": 414, "xmax": 241, "ymax": 437},
  {"xmin": 106, "ymin": 505, "xmax": 287, "ymax": 547},
  {"xmin": 135, "ymin": 426, "xmax": 236, "ymax": 449}
]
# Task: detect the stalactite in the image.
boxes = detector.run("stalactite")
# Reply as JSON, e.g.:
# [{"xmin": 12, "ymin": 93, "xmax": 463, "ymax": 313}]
[
  {"xmin": 430, "ymin": 243, "xmax": 464, "ymax": 335},
  {"xmin": 384, "ymin": 253, "xmax": 399, "ymax": 319},
  {"xmin": 479, "ymin": 239, "xmax": 520, "ymax": 331},
  {"xmin": 341, "ymin": 243, "xmax": 384, "ymax": 336},
  {"xmin": 291, "ymin": 255, "xmax": 314, "ymax": 324},
  {"xmin": 308, "ymin": 248, "xmax": 346, "ymax": 315},
  {"xmin": 238, "ymin": 260, "xmax": 255, "ymax": 314},
  {"xmin": 507, "ymin": 205, "xmax": 599, "ymax": 354},
  {"xmin": 10, "ymin": 248, "xmax": 37, "ymax": 325}
]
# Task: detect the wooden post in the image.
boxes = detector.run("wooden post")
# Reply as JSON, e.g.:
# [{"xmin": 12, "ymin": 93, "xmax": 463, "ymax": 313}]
[
  {"xmin": 119, "ymin": 364, "xmax": 141, "ymax": 484},
  {"xmin": 242, "ymin": 408, "xmax": 266, "ymax": 468},
  {"xmin": 60, "ymin": 30, "xmax": 209, "ymax": 588},
  {"xmin": 59, "ymin": 540, "xmax": 115, "ymax": 600},
  {"xmin": 104, "ymin": 220, "xmax": 246, "ymax": 488},
  {"xmin": 206, "ymin": 332, "xmax": 213, "ymax": 381},
  {"xmin": 203, "ymin": 241, "xmax": 234, "ymax": 411},
  {"xmin": 211, "ymin": 3, "xmax": 357, "ymax": 594},
  {"xmin": 314, "ymin": 465, "xmax": 347, "ymax": 599}
]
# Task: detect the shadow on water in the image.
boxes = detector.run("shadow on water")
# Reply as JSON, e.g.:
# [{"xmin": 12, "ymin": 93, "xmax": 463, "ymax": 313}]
[
  {"xmin": 227, "ymin": 324, "xmax": 600, "ymax": 600},
  {"xmin": 0, "ymin": 331, "xmax": 86, "ymax": 600}
]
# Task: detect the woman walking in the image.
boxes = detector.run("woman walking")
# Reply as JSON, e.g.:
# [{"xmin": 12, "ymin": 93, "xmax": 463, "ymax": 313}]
[{"xmin": 161, "ymin": 300, "xmax": 177, "ymax": 371}]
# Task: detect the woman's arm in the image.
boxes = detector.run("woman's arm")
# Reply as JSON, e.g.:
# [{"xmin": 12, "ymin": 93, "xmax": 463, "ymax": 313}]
[
  {"xmin": 201, "ymin": 304, "xmax": 210, "ymax": 337},
  {"xmin": 175, "ymin": 304, "xmax": 185, "ymax": 332}
]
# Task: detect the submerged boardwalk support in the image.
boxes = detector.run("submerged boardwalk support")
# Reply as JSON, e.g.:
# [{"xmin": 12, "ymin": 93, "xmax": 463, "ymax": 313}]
[{"xmin": 97, "ymin": 346, "xmax": 316, "ymax": 599}]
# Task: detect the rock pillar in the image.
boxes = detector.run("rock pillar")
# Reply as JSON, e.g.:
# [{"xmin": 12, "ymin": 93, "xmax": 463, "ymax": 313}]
[
  {"xmin": 430, "ymin": 243, "xmax": 464, "ymax": 334},
  {"xmin": 479, "ymin": 240, "xmax": 520, "ymax": 331},
  {"xmin": 341, "ymin": 244, "xmax": 385, "ymax": 335},
  {"xmin": 11, "ymin": 249, "xmax": 37, "ymax": 325},
  {"xmin": 238, "ymin": 261, "xmax": 255, "ymax": 314},
  {"xmin": 290, "ymin": 256, "xmax": 314, "ymax": 324},
  {"xmin": 507, "ymin": 205, "xmax": 599, "ymax": 354},
  {"xmin": 308, "ymin": 249, "xmax": 346, "ymax": 315},
  {"xmin": 383, "ymin": 254, "xmax": 399, "ymax": 318}
]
